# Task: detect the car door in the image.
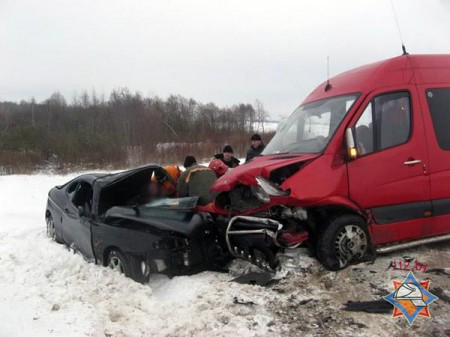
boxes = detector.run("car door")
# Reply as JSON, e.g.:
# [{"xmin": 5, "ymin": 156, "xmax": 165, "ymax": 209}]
[
  {"xmin": 61, "ymin": 180, "xmax": 79, "ymax": 245},
  {"xmin": 347, "ymin": 88, "xmax": 431, "ymax": 245},
  {"xmin": 64, "ymin": 180, "xmax": 95, "ymax": 261}
]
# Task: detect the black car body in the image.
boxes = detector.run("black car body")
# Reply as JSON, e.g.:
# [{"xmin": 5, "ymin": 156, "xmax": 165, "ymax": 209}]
[{"xmin": 45, "ymin": 165, "xmax": 226, "ymax": 283}]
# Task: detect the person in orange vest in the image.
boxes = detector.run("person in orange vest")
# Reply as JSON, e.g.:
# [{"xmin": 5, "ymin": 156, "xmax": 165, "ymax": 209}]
[{"xmin": 152, "ymin": 165, "xmax": 181, "ymax": 198}]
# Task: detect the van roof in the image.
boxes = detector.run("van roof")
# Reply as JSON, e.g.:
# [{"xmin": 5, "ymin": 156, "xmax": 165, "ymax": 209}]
[{"xmin": 303, "ymin": 54, "xmax": 450, "ymax": 104}]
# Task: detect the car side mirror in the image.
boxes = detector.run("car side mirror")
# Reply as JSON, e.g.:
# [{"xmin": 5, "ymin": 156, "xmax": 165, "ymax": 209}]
[
  {"xmin": 345, "ymin": 128, "xmax": 358, "ymax": 160},
  {"xmin": 78, "ymin": 206, "xmax": 85, "ymax": 217}
]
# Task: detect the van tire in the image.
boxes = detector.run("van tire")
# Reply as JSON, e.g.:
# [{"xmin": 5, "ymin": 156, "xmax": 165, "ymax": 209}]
[
  {"xmin": 317, "ymin": 214, "xmax": 369, "ymax": 270},
  {"xmin": 107, "ymin": 249, "xmax": 150, "ymax": 284}
]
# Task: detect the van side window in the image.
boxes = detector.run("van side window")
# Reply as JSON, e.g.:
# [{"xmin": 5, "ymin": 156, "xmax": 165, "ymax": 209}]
[
  {"xmin": 354, "ymin": 92, "xmax": 411, "ymax": 156},
  {"xmin": 376, "ymin": 93, "xmax": 411, "ymax": 149},
  {"xmin": 426, "ymin": 88, "xmax": 450, "ymax": 150}
]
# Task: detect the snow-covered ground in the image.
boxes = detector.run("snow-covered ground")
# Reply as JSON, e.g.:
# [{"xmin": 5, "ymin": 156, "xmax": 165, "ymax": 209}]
[{"xmin": 0, "ymin": 173, "xmax": 449, "ymax": 337}]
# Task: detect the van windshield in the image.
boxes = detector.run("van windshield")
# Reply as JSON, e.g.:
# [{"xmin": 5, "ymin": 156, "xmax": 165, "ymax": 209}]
[{"xmin": 263, "ymin": 94, "xmax": 359, "ymax": 154}]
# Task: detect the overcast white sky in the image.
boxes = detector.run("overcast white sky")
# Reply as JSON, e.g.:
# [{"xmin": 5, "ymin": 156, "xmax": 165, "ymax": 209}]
[{"xmin": 1, "ymin": 0, "xmax": 449, "ymax": 117}]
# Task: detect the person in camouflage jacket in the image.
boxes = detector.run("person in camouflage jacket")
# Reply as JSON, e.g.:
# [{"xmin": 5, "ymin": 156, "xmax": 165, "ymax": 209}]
[{"xmin": 177, "ymin": 156, "xmax": 218, "ymax": 206}]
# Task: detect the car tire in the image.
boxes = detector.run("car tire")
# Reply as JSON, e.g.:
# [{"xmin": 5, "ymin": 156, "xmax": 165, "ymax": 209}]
[
  {"xmin": 107, "ymin": 249, "xmax": 150, "ymax": 284},
  {"xmin": 46, "ymin": 214, "xmax": 62, "ymax": 243},
  {"xmin": 316, "ymin": 214, "xmax": 369, "ymax": 271}
]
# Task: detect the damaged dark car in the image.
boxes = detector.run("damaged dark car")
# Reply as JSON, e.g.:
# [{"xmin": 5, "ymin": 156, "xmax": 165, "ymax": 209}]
[{"xmin": 45, "ymin": 165, "xmax": 227, "ymax": 283}]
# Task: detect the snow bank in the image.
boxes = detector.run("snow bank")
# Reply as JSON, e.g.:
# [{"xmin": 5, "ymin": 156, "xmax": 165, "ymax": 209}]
[{"xmin": 0, "ymin": 174, "xmax": 278, "ymax": 337}]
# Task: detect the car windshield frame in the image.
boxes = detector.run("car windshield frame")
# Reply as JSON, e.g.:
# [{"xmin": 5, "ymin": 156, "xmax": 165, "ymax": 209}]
[{"xmin": 263, "ymin": 93, "xmax": 360, "ymax": 155}]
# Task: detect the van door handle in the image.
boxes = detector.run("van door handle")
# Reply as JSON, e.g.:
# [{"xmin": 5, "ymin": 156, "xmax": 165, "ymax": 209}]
[{"xmin": 404, "ymin": 159, "xmax": 422, "ymax": 166}]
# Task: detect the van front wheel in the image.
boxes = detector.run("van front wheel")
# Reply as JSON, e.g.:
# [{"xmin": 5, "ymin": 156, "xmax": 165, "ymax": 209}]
[{"xmin": 317, "ymin": 215, "xmax": 369, "ymax": 270}]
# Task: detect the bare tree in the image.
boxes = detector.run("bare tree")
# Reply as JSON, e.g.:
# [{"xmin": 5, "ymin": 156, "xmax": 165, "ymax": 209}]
[
  {"xmin": 255, "ymin": 99, "xmax": 268, "ymax": 133},
  {"xmin": 0, "ymin": 90, "xmax": 273, "ymax": 172},
  {"xmin": 49, "ymin": 91, "xmax": 67, "ymax": 107}
]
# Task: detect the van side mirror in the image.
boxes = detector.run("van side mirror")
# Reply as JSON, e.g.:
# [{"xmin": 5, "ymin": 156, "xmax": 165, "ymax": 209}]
[{"xmin": 345, "ymin": 128, "xmax": 358, "ymax": 160}]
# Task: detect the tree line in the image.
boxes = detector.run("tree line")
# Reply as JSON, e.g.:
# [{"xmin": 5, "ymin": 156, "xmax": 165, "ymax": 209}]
[{"xmin": 0, "ymin": 88, "xmax": 273, "ymax": 174}]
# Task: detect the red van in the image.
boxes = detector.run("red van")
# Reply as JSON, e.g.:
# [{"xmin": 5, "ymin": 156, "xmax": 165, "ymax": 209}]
[{"xmin": 208, "ymin": 54, "xmax": 450, "ymax": 271}]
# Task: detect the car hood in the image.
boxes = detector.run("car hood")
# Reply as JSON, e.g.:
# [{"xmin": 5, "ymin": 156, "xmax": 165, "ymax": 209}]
[
  {"xmin": 211, "ymin": 153, "xmax": 320, "ymax": 192},
  {"xmin": 104, "ymin": 205, "xmax": 206, "ymax": 237}
]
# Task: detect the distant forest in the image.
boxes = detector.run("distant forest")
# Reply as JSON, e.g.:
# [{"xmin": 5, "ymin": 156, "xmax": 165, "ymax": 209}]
[{"xmin": 0, "ymin": 88, "xmax": 274, "ymax": 174}]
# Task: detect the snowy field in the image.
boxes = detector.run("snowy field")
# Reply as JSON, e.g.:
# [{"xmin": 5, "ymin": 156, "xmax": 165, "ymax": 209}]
[{"xmin": 0, "ymin": 173, "xmax": 449, "ymax": 337}]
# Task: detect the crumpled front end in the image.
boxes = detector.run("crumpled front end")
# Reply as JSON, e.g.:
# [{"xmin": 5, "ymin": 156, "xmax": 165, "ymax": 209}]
[
  {"xmin": 224, "ymin": 215, "xmax": 309, "ymax": 271},
  {"xmin": 210, "ymin": 154, "xmax": 319, "ymax": 271}
]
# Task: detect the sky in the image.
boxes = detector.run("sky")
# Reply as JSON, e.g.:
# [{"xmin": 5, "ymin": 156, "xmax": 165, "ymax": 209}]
[{"xmin": 1, "ymin": 0, "xmax": 449, "ymax": 118}]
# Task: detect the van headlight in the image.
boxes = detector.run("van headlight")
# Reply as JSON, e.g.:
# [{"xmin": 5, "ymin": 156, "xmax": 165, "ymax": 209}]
[
  {"xmin": 251, "ymin": 177, "xmax": 290, "ymax": 203},
  {"xmin": 251, "ymin": 185, "xmax": 270, "ymax": 203}
]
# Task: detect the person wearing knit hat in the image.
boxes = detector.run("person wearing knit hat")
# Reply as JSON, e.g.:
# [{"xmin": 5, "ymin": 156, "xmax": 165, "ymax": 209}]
[
  {"xmin": 245, "ymin": 133, "xmax": 265, "ymax": 162},
  {"xmin": 183, "ymin": 155, "xmax": 197, "ymax": 169},
  {"xmin": 213, "ymin": 144, "xmax": 240, "ymax": 168},
  {"xmin": 223, "ymin": 145, "xmax": 233, "ymax": 154}
]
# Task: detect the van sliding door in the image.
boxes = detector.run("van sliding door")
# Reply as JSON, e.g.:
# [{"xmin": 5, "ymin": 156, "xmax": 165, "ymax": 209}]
[{"xmin": 418, "ymin": 86, "xmax": 450, "ymax": 237}]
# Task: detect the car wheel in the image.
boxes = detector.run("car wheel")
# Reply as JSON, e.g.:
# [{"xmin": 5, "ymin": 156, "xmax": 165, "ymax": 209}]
[
  {"xmin": 107, "ymin": 249, "xmax": 150, "ymax": 284},
  {"xmin": 46, "ymin": 214, "xmax": 58, "ymax": 242},
  {"xmin": 317, "ymin": 214, "xmax": 369, "ymax": 271}
]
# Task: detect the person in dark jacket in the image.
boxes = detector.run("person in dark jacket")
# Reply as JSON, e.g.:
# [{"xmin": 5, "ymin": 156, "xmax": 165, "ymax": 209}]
[
  {"xmin": 177, "ymin": 156, "xmax": 218, "ymax": 205},
  {"xmin": 213, "ymin": 145, "xmax": 240, "ymax": 168},
  {"xmin": 245, "ymin": 134, "xmax": 265, "ymax": 162}
]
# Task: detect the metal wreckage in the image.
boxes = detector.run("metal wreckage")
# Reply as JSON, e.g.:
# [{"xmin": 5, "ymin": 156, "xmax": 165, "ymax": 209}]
[{"xmin": 46, "ymin": 54, "xmax": 450, "ymax": 282}]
